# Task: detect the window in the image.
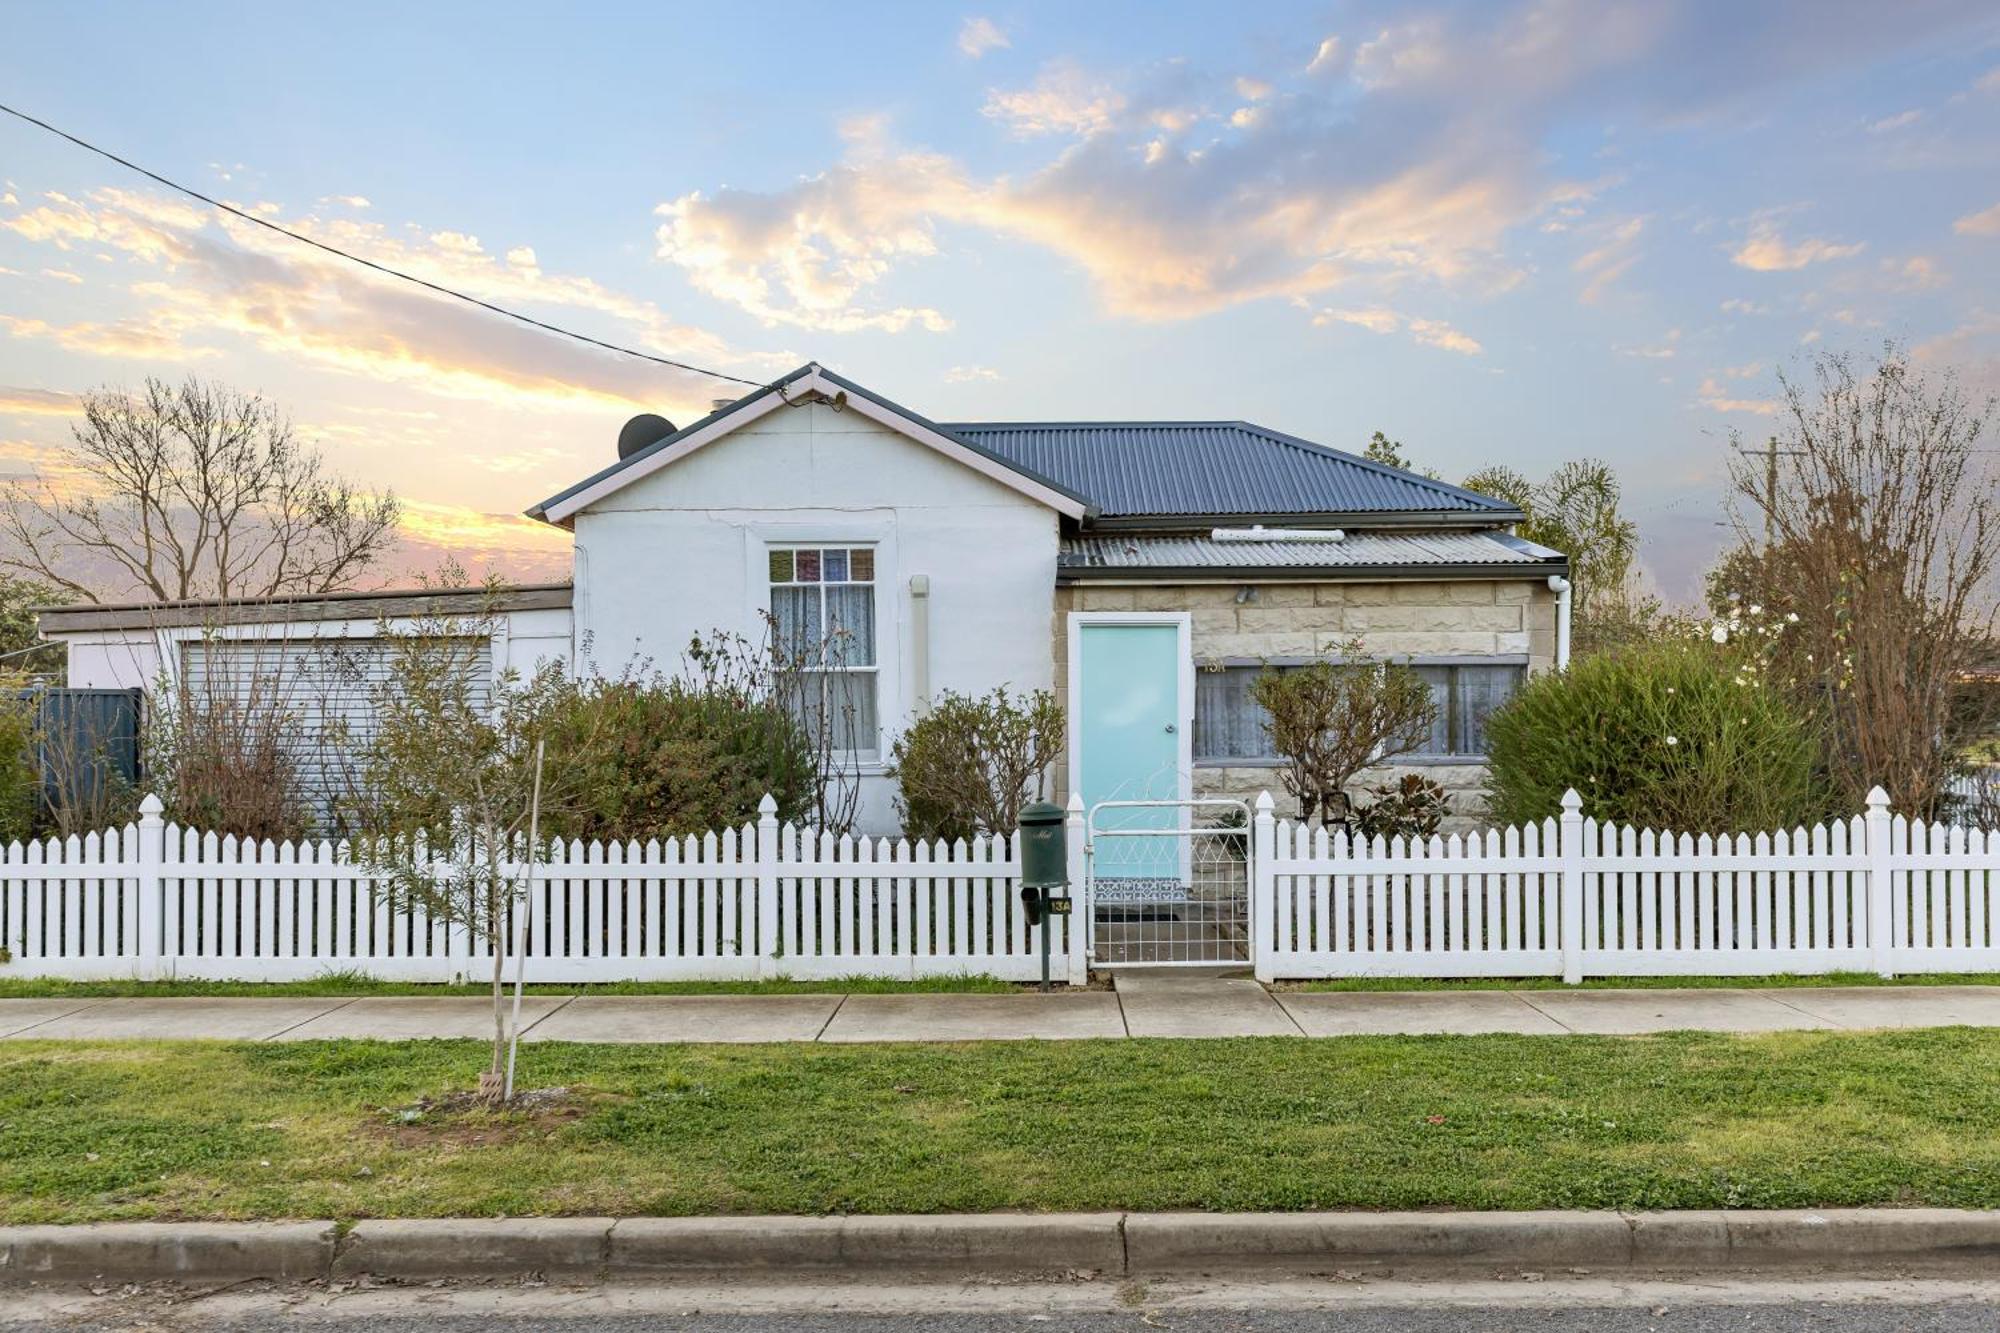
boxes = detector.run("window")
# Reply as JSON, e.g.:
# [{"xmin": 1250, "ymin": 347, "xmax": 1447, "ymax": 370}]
[
  {"xmin": 1193, "ymin": 662, "xmax": 1523, "ymax": 763},
  {"xmin": 768, "ymin": 544, "xmax": 879, "ymax": 756}
]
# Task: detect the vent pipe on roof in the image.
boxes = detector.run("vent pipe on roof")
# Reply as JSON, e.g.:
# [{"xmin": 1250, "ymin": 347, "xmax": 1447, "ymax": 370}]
[{"xmin": 1211, "ymin": 525, "xmax": 1345, "ymax": 543}]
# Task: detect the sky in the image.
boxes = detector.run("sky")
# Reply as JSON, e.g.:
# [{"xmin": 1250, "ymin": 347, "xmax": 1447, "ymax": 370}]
[{"xmin": 1, "ymin": 0, "xmax": 1997, "ymax": 601}]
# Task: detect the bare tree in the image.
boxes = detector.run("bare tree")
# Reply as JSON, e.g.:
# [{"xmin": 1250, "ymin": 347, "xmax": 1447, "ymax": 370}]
[
  {"xmin": 1719, "ymin": 343, "xmax": 1998, "ymax": 815},
  {"xmin": 0, "ymin": 376, "xmax": 400, "ymax": 603}
]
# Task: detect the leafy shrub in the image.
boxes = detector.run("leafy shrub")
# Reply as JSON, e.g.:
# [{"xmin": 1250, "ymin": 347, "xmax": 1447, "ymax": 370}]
[
  {"xmin": 538, "ymin": 672, "xmax": 818, "ymax": 840},
  {"xmin": 1251, "ymin": 641, "xmax": 1438, "ymax": 825},
  {"xmin": 0, "ymin": 679, "xmax": 39, "ymax": 842},
  {"xmin": 889, "ymin": 687, "xmax": 1062, "ymax": 842},
  {"xmin": 1350, "ymin": 773, "xmax": 1450, "ymax": 842},
  {"xmin": 1483, "ymin": 639, "xmax": 1836, "ymax": 833}
]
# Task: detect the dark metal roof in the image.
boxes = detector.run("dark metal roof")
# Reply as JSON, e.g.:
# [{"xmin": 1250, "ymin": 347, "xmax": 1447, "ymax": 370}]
[
  {"xmin": 528, "ymin": 363, "xmax": 1518, "ymax": 527},
  {"xmin": 943, "ymin": 421, "xmax": 1516, "ymax": 521}
]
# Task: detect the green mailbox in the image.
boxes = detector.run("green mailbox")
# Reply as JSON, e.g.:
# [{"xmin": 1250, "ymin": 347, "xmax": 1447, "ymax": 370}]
[
  {"xmin": 1019, "ymin": 801, "xmax": 1067, "ymax": 888},
  {"xmin": 1017, "ymin": 801, "xmax": 1068, "ymax": 991}
]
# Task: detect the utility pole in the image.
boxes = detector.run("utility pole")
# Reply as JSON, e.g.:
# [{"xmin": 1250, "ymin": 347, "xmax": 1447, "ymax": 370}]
[{"xmin": 1733, "ymin": 436, "xmax": 1803, "ymax": 550}]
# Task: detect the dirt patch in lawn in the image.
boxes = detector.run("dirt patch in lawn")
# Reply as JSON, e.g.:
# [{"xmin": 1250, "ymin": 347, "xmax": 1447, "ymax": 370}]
[{"xmin": 372, "ymin": 1085, "xmax": 607, "ymax": 1149}]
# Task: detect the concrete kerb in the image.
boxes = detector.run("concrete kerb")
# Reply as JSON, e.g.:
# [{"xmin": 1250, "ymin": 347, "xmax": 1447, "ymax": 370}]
[
  {"xmin": 0, "ymin": 1221, "xmax": 336, "ymax": 1284},
  {"xmin": 6, "ymin": 1210, "xmax": 2000, "ymax": 1286}
]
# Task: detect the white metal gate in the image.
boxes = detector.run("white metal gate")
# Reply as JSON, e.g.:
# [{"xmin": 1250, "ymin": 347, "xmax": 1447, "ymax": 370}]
[{"xmin": 1086, "ymin": 799, "xmax": 1252, "ymax": 966}]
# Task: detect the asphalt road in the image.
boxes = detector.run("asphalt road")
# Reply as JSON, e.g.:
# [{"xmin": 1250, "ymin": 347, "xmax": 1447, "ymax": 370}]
[
  {"xmin": 8, "ymin": 1308, "xmax": 2000, "ymax": 1332},
  {"xmin": 8, "ymin": 1288, "xmax": 2000, "ymax": 1333}
]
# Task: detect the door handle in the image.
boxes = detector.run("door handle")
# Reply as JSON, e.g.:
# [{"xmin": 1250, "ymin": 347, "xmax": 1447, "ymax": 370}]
[{"xmin": 1164, "ymin": 724, "xmax": 1177, "ymax": 733}]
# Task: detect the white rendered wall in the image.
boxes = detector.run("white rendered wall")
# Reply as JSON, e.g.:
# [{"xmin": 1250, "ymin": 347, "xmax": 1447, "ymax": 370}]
[{"xmin": 570, "ymin": 400, "xmax": 1060, "ymax": 833}]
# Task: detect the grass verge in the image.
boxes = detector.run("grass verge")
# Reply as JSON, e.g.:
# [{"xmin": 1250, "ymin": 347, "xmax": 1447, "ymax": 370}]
[
  {"xmin": 3, "ymin": 1030, "xmax": 1998, "ymax": 1222},
  {"xmin": 1279, "ymin": 970, "xmax": 2000, "ymax": 993}
]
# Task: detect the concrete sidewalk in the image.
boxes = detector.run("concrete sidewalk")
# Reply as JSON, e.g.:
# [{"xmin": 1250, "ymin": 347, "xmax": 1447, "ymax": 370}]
[{"xmin": 5, "ymin": 979, "xmax": 2000, "ymax": 1043}]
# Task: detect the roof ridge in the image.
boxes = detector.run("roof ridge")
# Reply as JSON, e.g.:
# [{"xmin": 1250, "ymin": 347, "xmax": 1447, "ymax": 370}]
[{"xmin": 945, "ymin": 419, "xmax": 1253, "ymax": 429}]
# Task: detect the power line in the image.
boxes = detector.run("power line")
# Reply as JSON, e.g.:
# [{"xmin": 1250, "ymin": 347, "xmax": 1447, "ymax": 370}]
[{"xmin": 0, "ymin": 101, "xmax": 767, "ymax": 389}]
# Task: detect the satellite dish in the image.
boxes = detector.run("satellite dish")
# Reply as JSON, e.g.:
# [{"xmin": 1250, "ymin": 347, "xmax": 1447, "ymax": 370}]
[{"xmin": 617, "ymin": 413, "xmax": 676, "ymax": 459}]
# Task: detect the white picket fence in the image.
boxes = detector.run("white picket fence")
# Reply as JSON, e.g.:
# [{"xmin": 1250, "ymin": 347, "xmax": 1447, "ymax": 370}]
[
  {"xmin": 1254, "ymin": 788, "xmax": 2000, "ymax": 981},
  {"xmin": 8, "ymin": 787, "xmax": 1999, "ymax": 986},
  {"xmin": 1, "ymin": 795, "xmax": 1090, "ymax": 984}
]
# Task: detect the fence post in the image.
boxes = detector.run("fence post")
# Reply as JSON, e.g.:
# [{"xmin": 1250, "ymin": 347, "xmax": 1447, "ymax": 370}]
[
  {"xmin": 1559, "ymin": 788, "xmax": 1584, "ymax": 985},
  {"xmin": 1063, "ymin": 793, "xmax": 1087, "ymax": 985},
  {"xmin": 756, "ymin": 794, "xmax": 780, "ymax": 979},
  {"xmin": 1252, "ymin": 791, "xmax": 1277, "ymax": 982},
  {"xmin": 1865, "ymin": 786, "xmax": 1894, "ymax": 978},
  {"xmin": 134, "ymin": 794, "xmax": 165, "ymax": 981}
]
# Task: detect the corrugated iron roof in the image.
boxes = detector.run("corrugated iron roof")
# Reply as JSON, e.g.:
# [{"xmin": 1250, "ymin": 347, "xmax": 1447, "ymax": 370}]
[
  {"xmin": 1060, "ymin": 530, "xmax": 1562, "ymax": 574},
  {"xmin": 946, "ymin": 421, "xmax": 1512, "ymax": 519}
]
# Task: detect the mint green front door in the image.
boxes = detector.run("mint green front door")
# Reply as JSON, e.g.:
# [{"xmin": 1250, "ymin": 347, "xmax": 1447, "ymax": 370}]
[{"xmin": 1077, "ymin": 622, "xmax": 1184, "ymax": 879}]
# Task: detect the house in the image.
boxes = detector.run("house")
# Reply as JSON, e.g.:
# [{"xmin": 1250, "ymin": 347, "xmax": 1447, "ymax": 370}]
[{"xmin": 39, "ymin": 362, "xmax": 1568, "ymax": 831}]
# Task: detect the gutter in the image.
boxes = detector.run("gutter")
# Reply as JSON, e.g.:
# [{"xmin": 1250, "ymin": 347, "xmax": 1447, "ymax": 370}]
[
  {"xmin": 1057, "ymin": 560, "xmax": 1571, "ymax": 585},
  {"xmin": 1081, "ymin": 508, "xmax": 1526, "ymax": 532}
]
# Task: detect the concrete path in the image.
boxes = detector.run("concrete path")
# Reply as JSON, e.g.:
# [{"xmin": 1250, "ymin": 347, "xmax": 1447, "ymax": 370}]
[{"xmin": 4, "ymin": 982, "xmax": 2000, "ymax": 1044}]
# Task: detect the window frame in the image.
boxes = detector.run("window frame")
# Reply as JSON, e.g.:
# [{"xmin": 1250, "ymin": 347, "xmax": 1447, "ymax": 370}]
[
  {"xmin": 1191, "ymin": 654, "xmax": 1529, "ymax": 767},
  {"xmin": 764, "ymin": 540, "xmax": 884, "ymax": 761}
]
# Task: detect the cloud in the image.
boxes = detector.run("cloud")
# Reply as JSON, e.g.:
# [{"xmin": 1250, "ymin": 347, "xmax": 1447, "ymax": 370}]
[
  {"xmin": 654, "ymin": 1, "xmax": 1980, "ymax": 329},
  {"xmin": 0, "ymin": 387, "xmax": 79, "ymax": 418},
  {"xmin": 41, "ymin": 268, "xmax": 83, "ymax": 285},
  {"xmin": 1313, "ymin": 307, "xmax": 1402, "ymax": 334},
  {"xmin": 982, "ymin": 62, "xmax": 1127, "ymax": 137},
  {"xmin": 654, "ymin": 171, "xmax": 957, "ymax": 333},
  {"xmin": 1234, "ymin": 76, "xmax": 1273, "ymax": 101},
  {"xmin": 1308, "ymin": 305, "xmax": 1481, "ymax": 355},
  {"xmin": 1954, "ymin": 201, "xmax": 2000, "ymax": 237},
  {"xmin": 1573, "ymin": 215, "xmax": 1645, "ymax": 303},
  {"xmin": 943, "ymin": 364, "xmax": 1002, "ymax": 383},
  {"xmin": 1731, "ymin": 214, "xmax": 1865, "ymax": 271},
  {"xmin": 958, "ymin": 16, "xmax": 1009, "ymax": 59},
  {"xmin": 1406, "ymin": 317, "xmax": 1483, "ymax": 355},
  {"xmin": 1885, "ymin": 254, "xmax": 1944, "ymax": 290},
  {"xmin": 0, "ymin": 311, "xmax": 210, "ymax": 360},
  {"xmin": 1697, "ymin": 374, "xmax": 1779, "ymax": 415},
  {"xmin": 1866, "ymin": 108, "xmax": 1922, "ymax": 132},
  {"xmin": 0, "ymin": 185, "xmax": 777, "ymax": 419},
  {"xmin": 1720, "ymin": 297, "xmax": 1768, "ymax": 314},
  {"xmin": 1617, "ymin": 329, "xmax": 1681, "ymax": 358},
  {"xmin": 317, "ymin": 195, "xmax": 372, "ymax": 210},
  {"xmin": 387, "ymin": 499, "xmax": 573, "ymax": 584}
]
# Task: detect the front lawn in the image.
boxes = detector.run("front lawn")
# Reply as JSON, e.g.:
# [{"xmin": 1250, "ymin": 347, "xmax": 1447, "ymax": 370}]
[{"xmin": 4, "ymin": 1030, "xmax": 1998, "ymax": 1222}]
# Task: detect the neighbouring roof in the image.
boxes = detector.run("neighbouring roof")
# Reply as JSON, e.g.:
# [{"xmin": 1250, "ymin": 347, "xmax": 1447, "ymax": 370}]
[
  {"xmin": 36, "ymin": 583, "xmax": 573, "ymax": 635},
  {"xmin": 1058, "ymin": 531, "xmax": 1565, "ymax": 581},
  {"xmin": 948, "ymin": 422, "xmax": 1516, "ymax": 524},
  {"xmin": 529, "ymin": 362, "xmax": 1520, "ymax": 529}
]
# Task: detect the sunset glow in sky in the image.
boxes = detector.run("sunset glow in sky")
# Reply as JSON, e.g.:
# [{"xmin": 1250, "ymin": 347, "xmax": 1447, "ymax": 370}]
[{"xmin": 2, "ymin": 1, "xmax": 1997, "ymax": 598}]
